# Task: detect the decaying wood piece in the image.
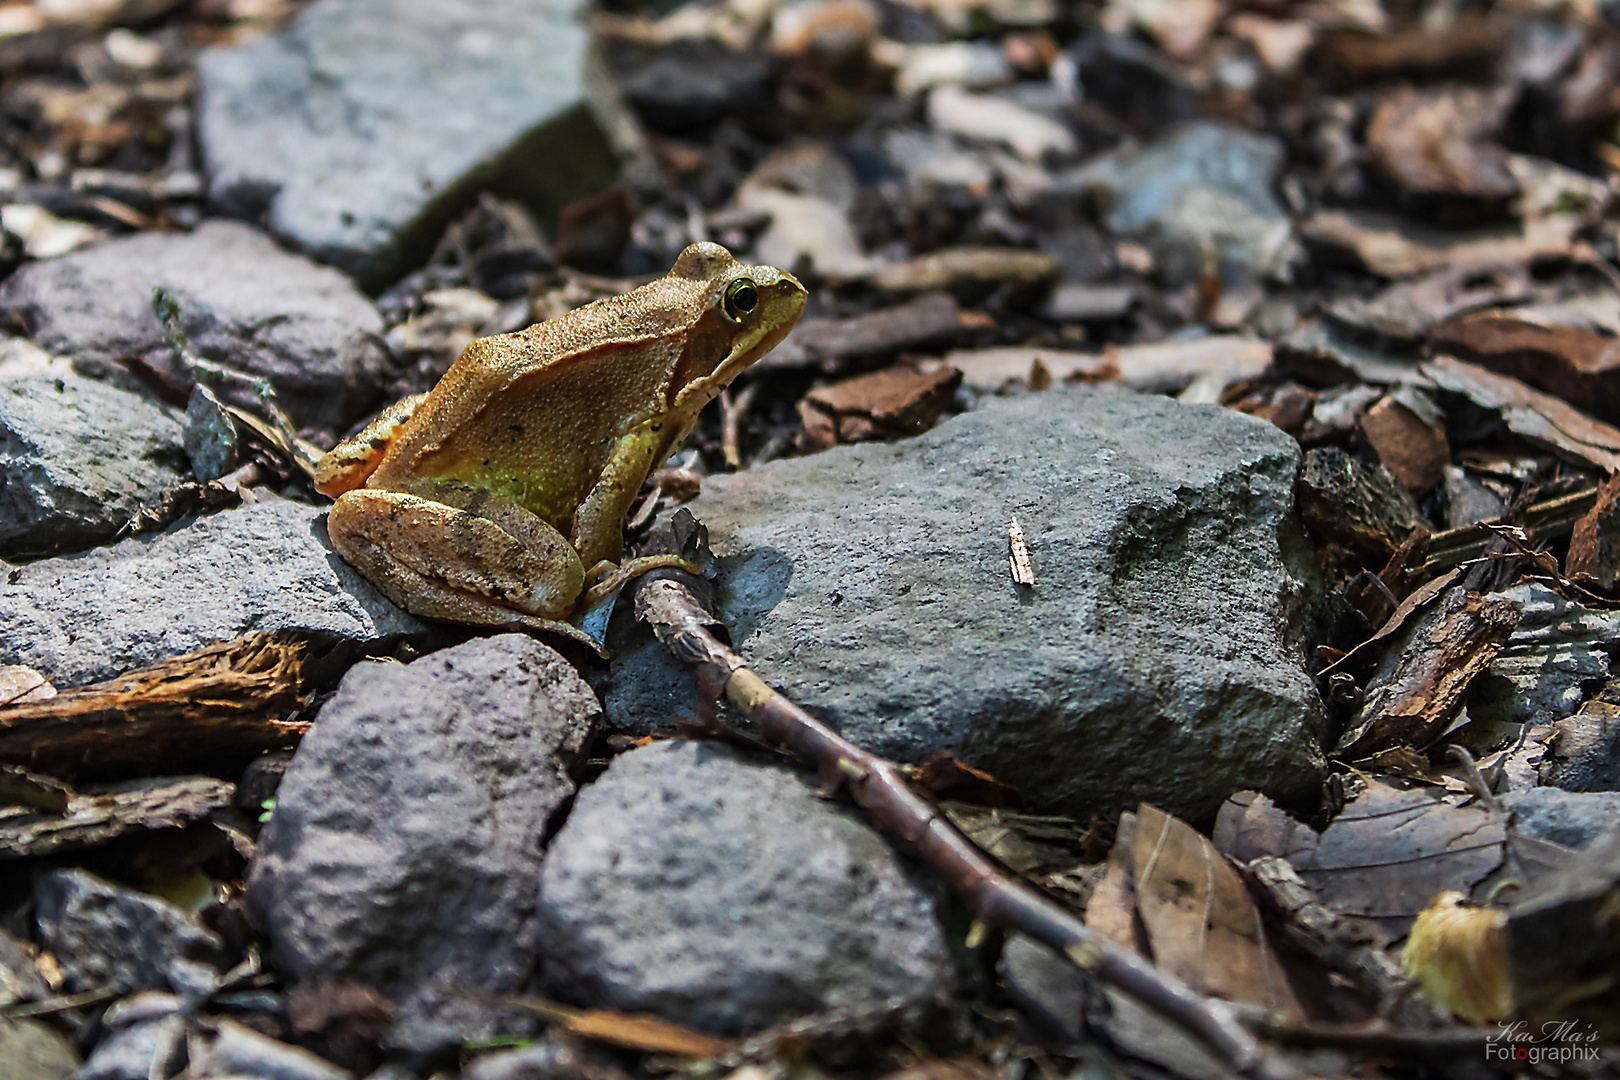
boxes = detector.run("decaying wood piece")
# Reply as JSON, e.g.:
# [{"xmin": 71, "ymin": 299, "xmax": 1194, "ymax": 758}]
[
  {"xmin": 634, "ymin": 576, "xmax": 1294, "ymax": 1080},
  {"xmin": 1007, "ymin": 516, "xmax": 1034, "ymax": 586},
  {"xmin": 1336, "ymin": 583, "xmax": 1521, "ymax": 760},
  {"xmin": 0, "ymin": 776, "xmax": 235, "ymax": 859},
  {"xmin": 0, "ymin": 631, "xmax": 324, "ymax": 777},
  {"xmin": 1423, "ymin": 483, "xmax": 1598, "ymax": 571},
  {"xmin": 1567, "ymin": 471, "xmax": 1620, "ymax": 590},
  {"xmin": 1422, "ymin": 356, "xmax": 1620, "ymax": 473}
]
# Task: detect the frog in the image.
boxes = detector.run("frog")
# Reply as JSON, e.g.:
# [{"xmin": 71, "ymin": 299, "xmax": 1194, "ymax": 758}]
[{"xmin": 314, "ymin": 242, "xmax": 807, "ymax": 654}]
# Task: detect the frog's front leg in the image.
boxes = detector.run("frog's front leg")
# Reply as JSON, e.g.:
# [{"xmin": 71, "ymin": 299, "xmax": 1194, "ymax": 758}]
[
  {"xmin": 326, "ymin": 481, "xmax": 604, "ymax": 653},
  {"xmin": 572, "ymin": 423, "xmax": 704, "ymax": 603}
]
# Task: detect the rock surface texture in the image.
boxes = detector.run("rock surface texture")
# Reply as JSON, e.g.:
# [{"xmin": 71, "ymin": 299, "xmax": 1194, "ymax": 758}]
[
  {"xmin": 537, "ymin": 740, "xmax": 952, "ymax": 1034},
  {"xmin": 0, "ymin": 221, "xmax": 387, "ymax": 434},
  {"xmin": 0, "ymin": 373, "xmax": 187, "ymax": 558},
  {"xmin": 197, "ymin": 0, "xmax": 616, "ymax": 288},
  {"xmin": 33, "ymin": 870, "xmax": 226, "ymax": 995},
  {"xmin": 0, "ymin": 497, "xmax": 424, "ymax": 687},
  {"xmin": 248, "ymin": 636, "xmax": 599, "ymax": 1032},
  {"xmin": 608, "ymin": 386, "xmax": 1326, "ymax": 819}
]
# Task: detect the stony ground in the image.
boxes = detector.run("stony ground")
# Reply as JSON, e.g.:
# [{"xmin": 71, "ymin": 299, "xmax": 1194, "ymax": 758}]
[{"xmin": 2, "ymin": 0, "xmax": 1620, "ymax": 1079}]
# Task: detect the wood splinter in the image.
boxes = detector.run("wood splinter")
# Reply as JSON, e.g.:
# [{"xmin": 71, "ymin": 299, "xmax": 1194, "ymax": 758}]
[{"xmin": 1008, "ymin": 515, "xmax": 1035, "ymax": 586}]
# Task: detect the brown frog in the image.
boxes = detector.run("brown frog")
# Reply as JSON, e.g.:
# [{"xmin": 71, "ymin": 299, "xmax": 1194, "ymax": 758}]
[{"xmin": 314, "ymin": 242, "xmax": 806, "ymax": 652}]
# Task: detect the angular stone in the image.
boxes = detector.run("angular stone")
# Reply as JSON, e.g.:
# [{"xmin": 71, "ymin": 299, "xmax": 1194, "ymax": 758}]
[
  {"xmin": 0, "ymin": 222, "xmax": 387, "ymax": 435},
  {"xmin": 197, "ymin": 0, "xmax": 617, "ymax": 289},
  {"xmin": 607, "ymin": 387, "xmax": 1327, "ymax": 821},
  {"xmin": 1474, "ymin": 582, "xmax": 1620, "ymax": 727},
  {"xmin": 536, "ymin": 740, "xmax": 952, "ymax": 1035},
  {"xmin": 32, "ymin": 870, "xmax": 226, "ymax": 995},
  {"xmin": 0, "ymin": 373, "xmax": 186, "ymax": 558},
  {"xmin": 1075, "ymin": 121, "xmax": 1298, "ymax": 278},
  {"xmin": 73, "ymin": 995, "xmax": 184, "ymax": 1080},
  {"xmin": 197, "ymin": 1021, "xmax": 348, "ymax": 1080},
  {"xmin": 247, "ymin": 636, "xmax": 598, "ymax": 1033},
  {"xmin": 1503, "ymin": 788, "xmax": 1620, "ymax": 850},
  {"xmin": 0, "ymin": 497, "xmax": 425, "ymax": 688}
]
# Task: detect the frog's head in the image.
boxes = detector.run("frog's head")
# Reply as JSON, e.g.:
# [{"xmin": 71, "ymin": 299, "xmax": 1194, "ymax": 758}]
[{"xmin": 666, "ymin": 242, "xmax": 807, "ymax": 418}]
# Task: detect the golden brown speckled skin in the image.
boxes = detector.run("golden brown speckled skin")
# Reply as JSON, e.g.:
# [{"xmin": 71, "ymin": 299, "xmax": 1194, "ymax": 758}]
[{"xmin": 314, "ymin": 243, "xmax": 805, "ymax": 649}]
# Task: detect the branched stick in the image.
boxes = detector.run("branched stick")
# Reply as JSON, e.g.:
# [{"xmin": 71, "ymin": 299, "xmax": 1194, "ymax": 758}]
[{"xmin": 634, "ymin": 577, "xmax": 1299, "ymax": 1080}]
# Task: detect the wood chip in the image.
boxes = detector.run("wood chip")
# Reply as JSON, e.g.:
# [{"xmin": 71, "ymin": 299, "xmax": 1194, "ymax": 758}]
[
  {"xmin": 1359, "ymin": 390, "xmax": 1450, "ymax": 493},
  {"xmin": 1105, "ymin": 336, "xmax": 1273, "ymax": 394},
  {"xmin": 1567, "ymin": 471, "xmax": 1620, "ymax": 589},
  {"xmin": 944, "ymin": 347, "xmax": 1117, "ymax": 391},
  {"xmin": 1429, "ymin": 310, "xmax": 1620, "ymax": 422},
  {"xmin": 761, "ymin": 293, "xmax": 974, "ymax": 371},
  {"xmin": 797, "ymin": 363, "xmax": 963, "ymax": 451},
  {"xmin": 1336, "ymin": 583, "xmax": 1521, "ymax": 760},
  {"xmin": 1007, "ymin": 515, "xmax": 1033, "ymax": 586},
  {"xmin": 0, "ymin": 776, "xmax": 234, "ymax": 859},
  {"xmin": 1422, "ymin": 355, "xmax": 1620, "ymax": 473},
  {"xmin": 0, "ymin": 631, "xmax": 323, "ymax": 778},
  {"xmin": 1364, "ymin": 85, "xmax": 1518, "ymax": 217},
  {"xmin": 874, "ymin": 247, "xmax": 1060, "ymax": 293},
  {"xmin": 1301, "ymin": 208, "xmax": 1577, "ymax": 278}
]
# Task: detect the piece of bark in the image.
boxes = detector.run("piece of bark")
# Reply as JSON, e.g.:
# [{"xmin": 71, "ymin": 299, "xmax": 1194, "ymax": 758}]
[
  {"xmin": 1310, "ymin": 16, "xmax": 1506, "ymax": 86},
  {"xmin": 1429, "ymin": 311, "xmax": 1620, "ymax": 423},
  {"xmin": 1301, "ymin": 209, "xmax": 1577, "ymax": 278},
  {"xmin": 1131, "ymin": 804, "xmax": 1302, "ymax": 1017},
  {"xmin": 1326, "ymin": 264, "xmax": 1532, "ymax": 345},
  {"xmin": 1106, "ymin": 337, "xmax": 1273, "ymax": 395},
  {"xmin": 1336, "ymin": 583, "xmax": 1521, "ymax": 760},
  {"xmin": 1296, "ymin": 446, "xmax": 1427, "ymax": 559},
  {"xmin": 1425, "ymin": 484, "xmax": 1598, "ymax": 571},
  {"xmin": 0, "ymin": 776, "xmax": 234, "ymax": 859},
  {"xmin": 1358, "ymin": 391, "xmax": 1449, "ymax": 493},
  {"xmin": 760, "ymin": 293, "xmax": 974, "ymax": 371},
  {"xmin": 1364, "ymin": 86, "xmax": 1518, "ymax": 223},
  {"xmin": 873, "ymin": 247, "xmax": 1060, "ymax": 294},
  {"xmin": 1567, "ymin": 471, "xmax": 1620, "ymax": 589},
  {"xmin": 0, "ymin": 631, "xmax": 326, "ymax": 778},
  {"xmin": 0, "ymin": 763, "xmax": 70, "ymax": 813},
  {"xmin": 944, "ymin": 347, "xmax": 1117, "ymax": 391},
  {"xmin": 797, "ymin": 363, "xmax": 963, "ymax": 451},
  {"xmin": 1422, "ymin": 356, "xmax": 1620, "ymax": 473}
]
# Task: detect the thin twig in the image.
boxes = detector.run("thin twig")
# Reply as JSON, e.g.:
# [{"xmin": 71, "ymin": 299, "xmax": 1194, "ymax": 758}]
[
  {"xmin": 719, "ymin": 383, "xmax": 756, "ymax": 471},
  {"xmin": 634, "ymin": 576, "xmax": 1298, "ymax": 1080}
]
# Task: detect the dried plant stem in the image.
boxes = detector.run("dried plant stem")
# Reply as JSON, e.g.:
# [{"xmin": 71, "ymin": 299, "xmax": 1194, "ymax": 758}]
[{"xmin": 634, "ymin": 577, "xmax": 1296, "ymax": 1080}]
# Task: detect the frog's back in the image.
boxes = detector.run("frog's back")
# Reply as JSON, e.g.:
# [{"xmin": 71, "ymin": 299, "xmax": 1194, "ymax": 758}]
[{"xmin": 370, "ymin": 278, "xmax": 715, "ymax": 528}]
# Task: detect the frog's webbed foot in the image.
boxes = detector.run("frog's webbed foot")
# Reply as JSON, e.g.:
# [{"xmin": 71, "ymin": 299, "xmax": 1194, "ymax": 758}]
[{"xmin": 327, "ymin": 489, "xmax": 605, "ymax": 655}]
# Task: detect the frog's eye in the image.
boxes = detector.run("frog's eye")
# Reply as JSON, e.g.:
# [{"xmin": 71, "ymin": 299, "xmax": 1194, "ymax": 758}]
[{"xmin": 722, "ymin": 280, "xmax": 758, "ymax": 324}]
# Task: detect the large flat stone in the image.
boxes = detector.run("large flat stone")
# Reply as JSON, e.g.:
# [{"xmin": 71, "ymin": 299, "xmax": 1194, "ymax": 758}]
[
  {"xmin": 606, "ymin": 386, "xmax": 1326, "ymax": 819},
  {"xmin": 197, "ymin": 0, "xmax": 618, "ymax": 289},
  {"xmin": 0, "ymin": 497, "xmax": 425, "ymax": 687},
  {"xmin": 0, "ymin": 222, "xmax": 387, "ymax": 435},
  {"xmin": 536, "ymin": 740, "xmax": 952, "ymax": 1035},
  {"xmin": 248, "ymin": 635, "xmax": 598, "ymax": 1033}
]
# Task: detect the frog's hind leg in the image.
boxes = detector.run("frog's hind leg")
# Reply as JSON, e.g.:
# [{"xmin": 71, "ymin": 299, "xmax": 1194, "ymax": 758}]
[{"xmin": 326, "ymin": 488, "xmax": 601, "ymax": 653}]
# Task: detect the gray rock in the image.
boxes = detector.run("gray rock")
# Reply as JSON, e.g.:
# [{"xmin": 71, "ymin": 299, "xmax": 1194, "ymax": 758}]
[
  {"xmin": 0, "ymin": 222, "xmax": 387, "ymax": 435},
  {"xmin": 196, "ymin": 1021, "xmax": 348, "ymax": 1080},
  {"xmin": 1474, "ymin": 582, "xmax": 1620, "ymax": 727},
  {"xmin": 1543, "ymin": 708, "xmax": 1620, "ymax": 792},
  {"xmin": 606, "ymin": 387, "xmax": 1326, "ymax": 820},
  {"xmin": 0, "ymin": 496, "xmax": 426, "ymax": 688},
  {"xmin": 537, "ymin": 740, "xmax": 952, "ymax": 1035},
  {"xmin": 1076, "ymin": 121, "xmax": 1298, "ymax": 279},
  {"xmin": 197, "ymin": 0, "xmax": 617, "ymax": 289},
  {"xmin": 72, "ymin": 995, "xmax": 184, "ymax": 1080},
  {"xmin": 247, "ymin": 635, "xmax": 598, "ymax": 1032},
  {"xmin": 998, "ymin": 935, "xmax": 1087, "ymax": 1041},
  {"xmin": 0, "ymin": 373, "xmax": 186, "ymax": 559},
  {"xmin": 1503, "ymin": 788, "xmax": 1620, "ymax": 850},
  {"xmin": 461, "ymin": 1041, "xmax": 585, "ymax": 1080},
  {"xmin": 1072, "ymin": 33, "xmax": 1198, "ymax": 132},
  {"xmin": 0, "ymin": 1016, "xmax": 78, "ymax": 1080},
  {"xmin": 33, "ymin": 870, "xmax": 226, "ymax": 995}
]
